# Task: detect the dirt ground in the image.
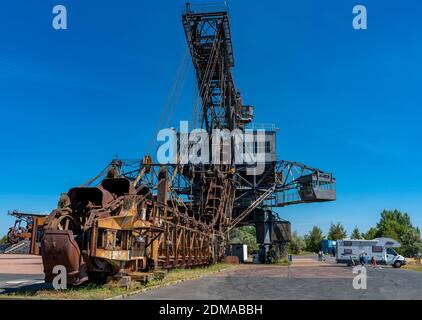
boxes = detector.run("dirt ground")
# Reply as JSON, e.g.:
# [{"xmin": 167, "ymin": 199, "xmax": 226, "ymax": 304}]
[{"xmin": 212, "ymin": 257, "xmax": 355, "ymax": 280}]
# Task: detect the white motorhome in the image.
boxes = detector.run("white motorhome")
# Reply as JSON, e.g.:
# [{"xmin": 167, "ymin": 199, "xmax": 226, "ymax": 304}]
[{"xmin": 336, "ymin": 238, "xmax": 406, "ymax": 268}]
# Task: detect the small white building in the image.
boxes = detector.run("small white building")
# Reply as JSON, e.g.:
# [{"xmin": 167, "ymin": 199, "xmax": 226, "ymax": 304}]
[{"xmin": 227, "ymin": 244, "xmax": 248, "ymax": 262}]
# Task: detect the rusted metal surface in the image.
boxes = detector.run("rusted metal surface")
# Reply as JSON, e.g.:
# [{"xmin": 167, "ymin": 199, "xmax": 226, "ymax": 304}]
[
  {"xmin": 41, "ymin": 161, "xmax": 226, "ymax": 285},
  {"xmin": 4, "ymin": 211, "xmax": 47, "ymax": 255},
  {"xmin": 224, "ymin": 256, "xmax": 240, "ymax": 264},
  {"xmin": 42, "ymin": 230, "xmax": 88, "ymax": 285}
]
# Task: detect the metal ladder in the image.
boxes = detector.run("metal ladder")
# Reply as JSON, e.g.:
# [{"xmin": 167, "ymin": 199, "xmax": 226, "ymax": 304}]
[{"xmin": 227, "ymin": 186, "xmax": 276, "ymax": 232}]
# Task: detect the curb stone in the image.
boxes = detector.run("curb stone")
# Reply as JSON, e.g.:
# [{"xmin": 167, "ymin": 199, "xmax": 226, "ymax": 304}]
[{"xmin": 105, "ymin": 266, "xmax": 235, "ymax": 300}]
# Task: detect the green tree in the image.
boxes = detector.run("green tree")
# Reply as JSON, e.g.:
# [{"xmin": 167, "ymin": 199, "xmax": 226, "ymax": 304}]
[
  {"xmin": 400, "ymin": 228, "xmax": 422, "ymax": 257},
  {"xmin": 287, "ymin": 231, "xmax": 305, "ymax": 254},
  {"xmin": 0, "ymin": 235, "xmax": 7, "ymax": 244},
  {"xmin": 371, "ymin": 209, "xmax": 422, "ymax": 257},
  {"xmin": 350, "ymin": 226, "xmax": 362, "ymax": 239},
  {"xmin": 304, "ymin": 226, "xmax": 324, "ymax": 252},
  {"xmin": 362, "ymin": 227, "xmax": 378, "ymax": 240},
  {"xmin": 327, "ymin": 222, "xmax": 347, "ymax": 240},
  {"xmin": 376, "ymin": 209, "xmax": 412, "ymax": 240},
  {"xmin": 229, "ymin": 226, "xmax": 258, "ymax": 254}
]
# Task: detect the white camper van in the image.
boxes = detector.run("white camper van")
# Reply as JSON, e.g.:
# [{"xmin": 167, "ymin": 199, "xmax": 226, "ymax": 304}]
[{"xmin": 336, "ymin": 238, "xmax": 406, "ymax": 268}]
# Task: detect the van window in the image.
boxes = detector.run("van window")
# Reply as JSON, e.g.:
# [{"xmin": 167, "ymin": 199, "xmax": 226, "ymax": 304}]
[
  {"xmin": 344, "ymin": 249, "xmax": 352, "ymax": 255},
  {"xmin": 372, "ymin": 246, "xmax": 383, "ymax": 253},
  {"xmin": 386, "ymin": 248, "xmax": 397, "ymax": 256},
  {"xmin": 265, "ymin": 141, "xmax": 271, "ymax": 153},
  {"xmin": 344, "ymin": 241, "xmax": 353, "ymax": 247}
]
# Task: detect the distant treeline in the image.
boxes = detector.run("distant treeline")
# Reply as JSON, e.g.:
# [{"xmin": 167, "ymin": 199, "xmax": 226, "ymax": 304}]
[
  {"xmin": 288, "ymin": 209, "xmax": 422, "ymax": 257},
  {"xmin": 229, "ymin": 209, "xmax": 422, "ymax": 258}
]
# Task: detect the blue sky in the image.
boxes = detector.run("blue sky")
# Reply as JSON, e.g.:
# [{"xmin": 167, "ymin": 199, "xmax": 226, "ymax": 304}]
[{"xmin": 0, "ymin": 0, "xmax": 421, "ymax": 237}]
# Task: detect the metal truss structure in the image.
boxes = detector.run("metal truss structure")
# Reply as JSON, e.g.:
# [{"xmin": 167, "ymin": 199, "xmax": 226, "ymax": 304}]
[{"xmin": 40, "ymin": 3, "xmax": 336, "ymax": 285}]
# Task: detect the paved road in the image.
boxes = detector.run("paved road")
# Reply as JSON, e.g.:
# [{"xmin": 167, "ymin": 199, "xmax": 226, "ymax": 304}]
[
  {"xmin": 128, "ymin": 256, "xmax": 422, "ymax": 300},
  {"xmin": 2, "ymin": 254, "xmax": 422, "ymax": 299},
  {"xmin": 0, "ymin": 274, "xmax": 45, "ymax": 293}
]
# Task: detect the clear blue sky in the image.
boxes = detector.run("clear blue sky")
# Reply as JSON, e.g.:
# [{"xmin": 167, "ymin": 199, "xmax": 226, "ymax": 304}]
[{"xmin": 0, "ymin": 0, "xmax": 421, "ymax": 237}]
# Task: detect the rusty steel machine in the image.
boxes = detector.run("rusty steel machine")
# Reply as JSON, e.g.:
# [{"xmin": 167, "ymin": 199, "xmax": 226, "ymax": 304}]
[
  {"xmin": 3, "ymin": 211, "xmax": 47, "ymax": 255},
  {"xmin": 41, "ymin": 3, "xmax": 336, "ymax": 285}
]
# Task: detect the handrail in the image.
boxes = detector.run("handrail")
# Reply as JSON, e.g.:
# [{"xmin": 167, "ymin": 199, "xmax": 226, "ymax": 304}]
[
  {"xmin": 246, "ymin": 123, "xmax": 279, "ymax": 131},
  {"xmin": 4, "ymin": 240, "xmax": 30, "ymax": 254},
  {"xmin": 183, "ymin": 2, "xmax": 228, "ymax": 14}
]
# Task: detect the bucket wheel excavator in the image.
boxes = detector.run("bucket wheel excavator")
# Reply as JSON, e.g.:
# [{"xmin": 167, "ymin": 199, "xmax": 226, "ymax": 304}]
[{"xmin": 41, "ymin": 3, "xmax": 335, "ymax": 285}]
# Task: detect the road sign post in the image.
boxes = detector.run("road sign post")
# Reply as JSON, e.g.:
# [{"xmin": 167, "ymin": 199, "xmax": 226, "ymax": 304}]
[{"xmin": 288, "ymin": 255, "xmax": 293, "ymax": 278}]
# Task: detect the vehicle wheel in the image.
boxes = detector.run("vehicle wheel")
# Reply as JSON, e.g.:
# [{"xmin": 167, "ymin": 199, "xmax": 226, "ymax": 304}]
[{"xmin": 393, "ymin": 261, "xmax": 402, "ymax": 268}]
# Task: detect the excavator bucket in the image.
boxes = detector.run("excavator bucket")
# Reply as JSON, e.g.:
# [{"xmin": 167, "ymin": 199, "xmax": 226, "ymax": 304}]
[{"xmin": 41, "ymin": 230, "xmax": 88, "ymax": 286}]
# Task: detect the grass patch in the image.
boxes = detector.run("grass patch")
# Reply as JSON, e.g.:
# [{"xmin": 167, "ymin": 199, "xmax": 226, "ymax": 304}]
[
  {"xmin": 0, "ymin": 263, "xmax": 236, "ymax": 300},
  {"xmin": 289, "ymin": 251, "xmax": 315, "ymax": 256},
  {"xmin": 143, "ymin": 263, "xmax": 235, "ymax": 289},
  {"xmin": 403, "ymin": 264, "xmax": 422, "ymax": 272},
  {"xmin": 403, "ymin": 259, "xmax": 422, "ymax": 272},
  {"xmin": 1, "ymin": 283, "xmax": 128, "ymax": 300},
  {"xmin": 272, "ymin": 258, "xmax": 289, "ymax": 266}
]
